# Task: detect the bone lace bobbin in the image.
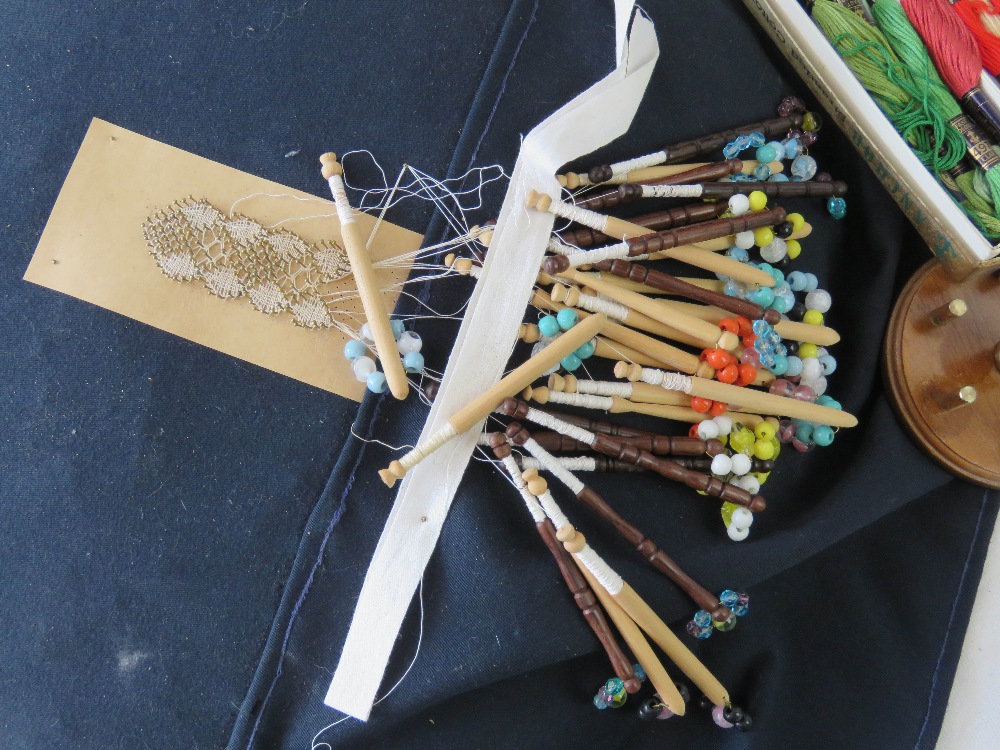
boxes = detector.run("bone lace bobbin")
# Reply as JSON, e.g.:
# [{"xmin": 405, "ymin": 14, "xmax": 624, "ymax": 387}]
[
  {"xmin": 526, "ymin": 190, "xmax": 657, "ymax": 241},
  {"xmin": 488, "ymin": 434, "xmax": 641, "ymax": 694},
  {"xmin": 378, "ymin": 313, "xmax": 607, "ymax": 486},
  {"xmin": 614, "ymin": 363, "xmax": 858, "ymax": 428},
  {"xmin": 522, "ymin": 385, "xmax": 712, "ymax": 424},
  {"xmin": 524, "ymin": 472, "xmax": 731, "ymax": 709},
  {"xmin": 558, "ymin": 112, "xmax": 805, "ymax": 187},
  {"xmin": 508, "ymin": 423, "xmax": 732, "ymax": 622},
  {"xmin": 320, "ymin": 153, "xmax": 409, "ymax": 400},
  {"xmin": 559, "ymin": 201, "xmax": 729, "ymax": 249},
  {"xmin": 543, "ymin": 208, "xmax": 786, "ymax": 272},
  {"xmin": 500, "ymin": 398, "xmax": 766, "ymax": 511}
]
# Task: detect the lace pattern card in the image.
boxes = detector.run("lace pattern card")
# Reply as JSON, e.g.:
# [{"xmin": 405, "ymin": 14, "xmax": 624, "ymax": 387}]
[{"xmin": 24, "ymin": 118, "xmax": 419, "ymax": 401}]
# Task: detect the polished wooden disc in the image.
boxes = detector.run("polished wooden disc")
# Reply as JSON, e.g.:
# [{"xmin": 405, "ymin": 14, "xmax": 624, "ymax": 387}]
[{"xmin": 884, "ymin": 260, "xmax": 1000, "ymax": 489}]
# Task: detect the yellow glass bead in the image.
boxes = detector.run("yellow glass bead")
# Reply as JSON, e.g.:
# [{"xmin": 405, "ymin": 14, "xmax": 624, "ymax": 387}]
[
  {"xmin": 754, "ymin": 422, "xmax": 776, "ymax": 441},
  {"xmin": 803, "ymin": 310, "xmax": 824, "ymax": 326},
  {"xmin": 798, "ymin": 342, "xmax": 818, "ymax": 359},
  {"xmin": 697, "ymin": 490, "xmax": 708, "ymax": 496},
  {"xmin": 748, "ymin": 190, "xmax": 768, "ymax": 212},
  {"xmin": 754, "ymin": 471, "xmax": 771, "ymax": 485},
  {"xmin": 785, "ymin": 239, "xmax": 801, "ymax": 259},
  {"xmin": 769, "ymin": 436, "xmax": 781, "ymax": 457},
  {"xmin": 721, "ymin": 501, "xmax": 739, "ymax": 526},
  {"xmin": 753, "ymin": 440, "xmax": 775, "ymax": 460},
  {"xmin": 753, "ymin": 226, "xmax": 774, "ymax": 247},
  {"xmin": 803, "ymin": 112, "xmax": 822, "ymax": 131},
  {"xmin": 729, "ymin": 427, "xmax": 755, "ymax": 455},
  {"xmin": 787, "ymin": 212, "xmax": 805, "ymax": 232},
  {"xmin": 718, "ymin": 433, "xmax": 729, "ymax": 447}
]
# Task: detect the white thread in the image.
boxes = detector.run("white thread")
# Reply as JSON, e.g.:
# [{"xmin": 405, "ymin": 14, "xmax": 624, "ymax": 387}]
[
  {"xmin": 636, "ymin": 367, "xmax": 693, "ymax": 393},
  {"xmin": 524, "ymin": 406, "xmax": 597, "ymax": 446},
  {"xmin": 575, "ymin": 380, "xmax": 633, "ymax": 398},
  {"xmin": 640, "ymin": 184, "xmax": 704, "ymax": 199},
  {"xmin": 397, "ymin": 424, "xmax": 460, "ymax": 471},
  {"xmin": 547, "ymin": 237, "xmax": 575, "ymax": 256},
  {"xmin": 523, "ymin": 438, "xmax": 586, "ymax": 495},
  {"xmin": 327, "ymin": 174, "xmax": 357, "ymax": 226},
  {"xmin": 544, "ymin": 197, "xmax": 610, "ymax": 233},
  {"xmin": 564, "ymin": 241, "xmax": 631, "ymax": 269},
  {"xmin": 567, "ymin": 291, "xmax": 628, "ymax": 321},
  {"xmin": 537, "ymin": 490, "xmax": 572, "ymax": 532},
  {"xmin": 574, "ymin": 544, "xmax": 624, "ymax": 595},
  {"xmin": 608, "ymin": 149, "xmax": 667, "ymax": 176},
  {"xmin": 519, "ymin": 456, "xmax": 598, "ymax": 473},
  {"xmin": 547, "ymin": 391, "xmax": 614, "ymax": 411},
  {"xmin": 501, "ymin": 455, "xmax": 547, "ymax": 524}
]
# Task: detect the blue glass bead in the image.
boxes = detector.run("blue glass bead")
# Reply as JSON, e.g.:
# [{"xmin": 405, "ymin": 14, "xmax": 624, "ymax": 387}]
[
  {"xmin": 734, "ymin": 591, "xmax": 750, "ymax": 616},
  {"xmin": 775, "ymin": 343, "xmax": 788, "ymax": 356},
  {"xmin": 715, "ymin": 271, "xmax": 731, "ymax": 282},
  {"xmin": 727, "ymin": 247, "xmax": 749, "ymax": 262},
  {"xmin": 791, "ymin": 153, "xmax": 818, "ymax": 180},
  {"xmin": 818, "ymin": 354, "xmax": 837, "ymax": 375},
  {"xmin": 760, "ymin": 352, "xmax": 776, "ymax": 369},
  {"xmin": 605, "ymin": 678, "xmax": 625, "ymax": 696},
  {"xmin": 803, "ymin": 273, "xmax": 819, "ymax": 293},
  {"xmin": 686, "ymin": 621, "xmax": 713, "ymax": 639},
  {"xmin": 732, "ymin": 173, "xmax": 752, "ymax": 182},
  {"xmin": 561, "ymin": 353, "xmax": 582, "ymax": 372},
  {"xmin": 748, "ymin": 286, "xmax": 775, "ymax": 307},
  {"xmin": 402, "ymin": 351, "xmax": 425, "ymax": 373},
  {"xmin": 827, "ymin": 196, "xmax": 847, "ymax": 219},
  {"xmin": 768, "ymin": 172, "xmax": 790, "ymax": 182},
  {"xmin": 575, "ymin": 339, "xmax": 597, "ymax": 359},
  {"xmin": 366, "ymin": 371, "xmax": 388, "ymax": 394},
  {"xmin": 752, "ymin": 319, "xmax": 771, "ymax": 336},
  {"xmin": 753, "ymin": 164, "xmax": 772, "ymax": 181},
  {"xmin": 783, "ymin": 137, "xmax": 801, "ymax": 159},
  {"xmin": 748, "ymin": 132, "xmax": 766, "ymax": 147},
  {"xmin": 733, "ymin": 602, "xmax": 749, "ymax": 617},
  {"xmin": 813, "ymin": 424, "xmax": 835, "ymax": 446},
  {"xmin": 720, "ymin": 590, "xmax": 739, "ymax": 607},
  {"xmin": 390, "ymin": 319, "xmax": 406, "ymax": 340},
  {"xmin": 693, "ymin": 609, "xmax": 712, "ymax": 628},
  {"xmin": 594, "ymin": 694, "xmax": 611, "ymax": 710},
  {"xmin": 723, "ymin": 142, "xmax": 740, "ymax": 159},
  {"xmin": 785, "ymin": 356, "xmax": 803, "ymax": 377},
  {"xmin": 556, "ymin": 307, "xmax": 579, "ymax": 331},
  {"xmin": 787, "ymin": 271, "xmax": 807, "ymax": 291},
  {"xmin": 344, "ymin": 339, "xmax": 368, "ymax": 361},
  {"xmin": 736, "ymin": 134, "xmax": 752, "ymax": 150},
  {"xmin": 538, "ymin": 314, "xmax": 560, "ymax": 338},
  {"xmin": 755, "ymin": 144, "xmax": 777, "ymax": 164},
  {"xmin": 768, "ymin": 140, "xmax": 785, "ymax": 156},
  {"xmin": 723, "ymin": 280, "xmax": 745, "ymax": 298},
  {"xmin": 795, "ymin": 422, "xmax": 814, "ymax": 444},
  {"xmin": 633, "ymin": 663, "xmax": 647, "ymax": 681},
  {"xmin": 770, "ymin": 354, "xmax": 788, "ymax": 375}
]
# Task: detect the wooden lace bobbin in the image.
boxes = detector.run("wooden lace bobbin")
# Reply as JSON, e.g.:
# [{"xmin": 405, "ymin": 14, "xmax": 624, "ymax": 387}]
[
  {"xmin": 511, "ymin": 430, "xmax": 732, "ymax": 622},
  {"xmin": 560, "ymin": 201, "xmax": 729, "ymax": 249},
  {"xmin": 656, "ymin": 298, "xmax": 841, "ymax": 347},
  {"xmin": 500, "ymin": 398, "xmax": 766, "ymax": 512},
  {"xmin": 883, "ymin": 259, "xmax": 1000, "ymax": 488},
  {"xmin": 590, "ymin": 178, "xmax": 849, "ymax": 213},
  {"xmin": 558, "ymin": 159, "xmax": 781, "ymax": 191},
  {"xmin": 488, "ymin": 434, "xmax": 641, "ymax": 694},
  {"xmin": 520, "ymin": 320, "xmax": 682, "ymax": 371},
  {"xmin": 645, "ymin": 220, "xmax": 813, "ymax": 258},
  {"xmin": 377, "ymin": 313, "xmax": 607, "ymax": 487},
  {"xmin": 526, "ymin": 190, "xmax": 658, "ymax": 241},
  {"xmin": 557, "ymin": 112, "xmax": 804, "ymax": 187},
  {"xmin": 516, "ymin": 452, "xmax": 774, "ymax": 474},
  {"xmin": 320, "ymin": 153, "xmax": 409, "ymax": 400},
  {"xmin": 543, "ymin": 208, "xmax": 787, "ymax": 272},
  {"xmin": 535, "ymin": 404, "xmax": 659, "ymax": 439},
  {"xmin": 525, "ymin": 424, "xmax": 724, "ymax": 458},
  {"xmin": 614, "ymin": 362, "xmax": 859, "ymax": 428}
]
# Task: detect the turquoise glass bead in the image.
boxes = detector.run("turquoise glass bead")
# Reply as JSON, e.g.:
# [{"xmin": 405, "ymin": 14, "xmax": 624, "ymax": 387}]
[
  {"xmin": 556, "ymin": 307, "xmax": 579, "ymax": 331},
  {"xmin": 402, "ymin": 351, "xmax": 424, "ymax": 373},
  {"xmin": 748, "ymin": 286, "xmax": 775, "ymax": 307},
  {"xmin": 785, "ymin": 355, "xmax": 803, "ymax": 377},
  {"xmin": 827, "ymin": 196, "xmax": 847, "ymax": 219},
  {"xmin": 768, "ymin": 172, "xmax": 790, "ymax": 182},
  {"xmin": 344, "ymin": 339, "xmax": 367, "ymax": 361},
  {"xmin": 818, "ymin": 354, "xmax": 837, "ymax": 375},
  {"xmin": 813, "ymin": 424, "xmax": 835, "ymax": 446},
  {"xmin": 633, "ymin": 662, "xmax": 647, "ymax": 681},
  {"xmin": 727, "ymin": 247, "xmax": 749, "ymax": 262},
  {"xmin": 538, "ymin": 314, "xmax": 560, "ymax": 338},
  {"xmin": 770, "ymin": 354, "xmax": 788, "ymax": 375},
  {"xmin": 574, "ymin": 339, "xmax": 597, "ymax": 359},
  {"xmin": 755, "ymin": 144, "xmax": 777, "ymax": 163},
  {"xmin": 794, "ymin": 422, "xmax": 814, "ymax": 444},
  {"xmin": 561, "ymin": 353, "xmax": 582, "ymax": 371},
  {"xmin": 366, "ymin": 371, "xmax": 388, "ymax": 394},
  {"xmin": 390, "ymin": 319, "xmax": 406, "ymax": 340}
]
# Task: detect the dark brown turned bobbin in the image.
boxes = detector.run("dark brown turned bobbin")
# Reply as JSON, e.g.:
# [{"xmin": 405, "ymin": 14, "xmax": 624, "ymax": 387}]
[
  {"xmin": 575, "ymin": 159, "xmax": 743, "ymax": 211},
  {"xmin": 525, "ymin": 431, "xmax": 723, "ymax": 458},
  {"xmin": 487, "ymin": 433, "xmax": 640, "ymax": 693},
  {"xmin": 697, "ymin": 179, "xmax": 848, "ymax": 199},
  {"xmin": 504, "ymin": 422, "xmax": 731, "ymax": 623},
  {"xmin": 548, "ymin": 409, "xmax": 659, "ymax": 439},
  {"xmin": 596, "ymin": 257, "xmax": 782, "ymax": 325},
  {"xmin": 526, "ymin": 431, "xmax": 593, "ymax": 453},
  {"xmin": 672, "ymin": 457, "xmax": 775, "ymax": 473},
  {"xmin": 585, "ymin": 114, "xmax": 804, "ymax": 183},
  {"xmin": 558, "ymin": 201, "xmax": 729, "ymax": 249}
]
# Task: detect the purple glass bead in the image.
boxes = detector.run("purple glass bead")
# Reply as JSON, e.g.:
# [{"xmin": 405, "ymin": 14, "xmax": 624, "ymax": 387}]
[
  {"xmin": 777, "ymin": 419, "xmax": 796, "ymax": 443},
  {"xmin": 815, "ymin": 171, "xmax": 832, "ymax": 182},
  {"xmin": 769, "ymin": 378, "xmax": 795, "ymax": 397},
  {"xmin": 778, "ymin": 95, "xmax": 807, "ymax": 117},
  {"xmin": 712, "ymin": 705, "xmax": 735, "ymax": 728},
  {"xmin": 792, "ymin": 384, "xmax": 817, "ymax": 402},
  {"xmin": 799, "ymin": 130, "xmax": 818, "ymax": 147},
  {"xmin": 657, "ymin": 705, "xmax": 675, "ymax": 720},
  {"xmin": 741, "ymin": 348, "xmax": 761, "ymax": 367},
  {"xmin": 737, "ymin": 591, "xmax": 750, "ymax": 606},
  {"xmin": 792, "ymin": 437, "xmax": 814, "ymax": 453}
]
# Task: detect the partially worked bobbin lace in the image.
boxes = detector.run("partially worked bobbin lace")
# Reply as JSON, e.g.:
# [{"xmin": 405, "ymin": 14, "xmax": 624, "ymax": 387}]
[{"xmin": 142, "ymin": 198, "xmax": 352, "ymax": 328}]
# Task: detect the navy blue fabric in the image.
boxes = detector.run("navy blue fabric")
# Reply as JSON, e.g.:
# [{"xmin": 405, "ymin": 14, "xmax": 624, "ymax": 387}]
[{"xmin": 2, "ymin": 1, "xmax": 998, "ymax": 748}]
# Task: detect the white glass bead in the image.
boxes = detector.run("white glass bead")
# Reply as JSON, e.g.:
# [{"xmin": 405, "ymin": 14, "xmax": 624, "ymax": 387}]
[
  {"xmin": 359, "ymin": 322, "xmax": 374, "ymax": 343},
  {"xmin": 730, "ymin": 507, "xmax": 754, "ymax": 530},
  {"xmin": 728, "ymin": 194, "xmax": 750, "ymax": 216},
  {"xmin": 727, "ymin": 523, "xmax": 750, "ymax": 542},
  {"xmin": 800, "ymin": 357, "xmax": 822, "ymax": 382},
  {"xmin": 712, "ymin": 415, "xmax": 733, "ymax": 436},
  {"xmin": 759, "ymin": 238, "xmax": 787, "ymax": 263},
  {"xmin": 805, "ymin": 289, "xmax": 832, "ymax": 313},
  {"xmin": 697, "ymin": 420, "xmax": 720, "ymax": 440},
  {"xmin": 711, "ymin": 454, "xmax": 733, "ymax": 476},
  {"xmin": 734, "ymin": 231, "xmax": 755, "ymax": 250},
  {"xmin": 352, "ymin": 356, "xmax": 377, "ymax": 382},
  {"xmin": 809, "ymin": 375, "xmax": 828, "ymax": 396},
  {"xmin": 730, "ymin": 453, "xmax": 752, "ymax": 476},
  {"xmin": 396, "ymin": 330, "xmax": 422, "ymax": 355},
  {"xmin": 734, "ymin": 475, "xmax": 761, "ymax": 494}
]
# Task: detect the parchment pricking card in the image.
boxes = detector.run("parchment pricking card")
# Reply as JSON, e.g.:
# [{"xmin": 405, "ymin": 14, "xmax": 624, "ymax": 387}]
[{"xmin": 24, "ymin": 118, "xmax": 420, "ymax": 402}]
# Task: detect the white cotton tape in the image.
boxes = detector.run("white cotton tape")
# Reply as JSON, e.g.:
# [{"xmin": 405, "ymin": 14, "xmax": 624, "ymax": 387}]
[
  {"xmin": 575, "ymin": 544, "xmax": 624, "ymax": 595},
  {"xmin": 524, "ymin": 438, "xmax": 586, "ymax": 495},
  {"xmin": 640, "ymin": 185, "xmax": 704, "ymax": 199},
  {"xmin": 327, "ymin": 174, "xmax": 357, "ymax": 226},
  {"xmin": 575, "ymin": 380, "xmax": 633, "ymax": 398},
  {"xmin": 547, "ymin": 392, "xmax": 614, "ymax": 411},
  {"xmin": 524, "ymin": 406, "xmax": 597, "ymax": 446},
  {"xmin": 538, "ymin": 490, "xmax": 572, "ymax": 531},
  {"xmin": 609, "ymin": 149, "xmax": 667, "ymax": 176}
]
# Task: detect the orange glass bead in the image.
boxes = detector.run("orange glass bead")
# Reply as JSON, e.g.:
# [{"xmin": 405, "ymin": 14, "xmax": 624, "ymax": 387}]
[
  {"xmin": 709, "ymin": 400, "xmax": 728, "ymax": 416},
  {"xmin": 717, "ymin": 364, "xmax": 739, "ymax": 384},
  {"xmin": 718, "ymin": 318, "xmax": 740, "ymax": 334},
  {"xmin": 688, "ymin": 424, "xmax": 701, "ymax": 438},
  {"xmin": 742, "ymin": 334, "xmax": 757, "ymax": 349},
  {"xmin": 736, "ymin": 316, "xmax": 753, "ymax": 337},
  {"xmin": 690, "ymin": 396, "xmax": 713, "ymax": 413},
  {"xmin": 737, "ymin": 363, "xmax": 757, "ymax": 386},
  {"xmin": 705, "ymin": 348, "xmax": 732, "ymax": 369}
]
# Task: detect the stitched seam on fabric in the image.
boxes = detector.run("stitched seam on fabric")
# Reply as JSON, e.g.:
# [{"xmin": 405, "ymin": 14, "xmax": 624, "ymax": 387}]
[{"xmin": 913, "ymin": 489, "xmax": 992, "ymax": 749}]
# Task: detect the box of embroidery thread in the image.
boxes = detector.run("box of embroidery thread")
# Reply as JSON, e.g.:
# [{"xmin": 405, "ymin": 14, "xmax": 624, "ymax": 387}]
[{"xmin": 742, "ymin": 0, "xmax": 1000, "ymax": 280}]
